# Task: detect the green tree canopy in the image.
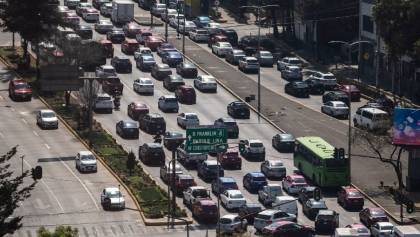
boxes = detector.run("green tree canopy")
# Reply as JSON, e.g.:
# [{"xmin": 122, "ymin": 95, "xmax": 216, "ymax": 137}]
[{"xmin": 37, "ymin": 226, "xmax": 78, "ymax": 237}]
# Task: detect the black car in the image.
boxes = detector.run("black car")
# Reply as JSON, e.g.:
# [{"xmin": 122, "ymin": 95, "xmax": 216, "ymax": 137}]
[
  {"xmin": 272, "ymin": 133, "xmax": 295, "ymax": 152},
  {"xmin": 238, "ymin": 203, "xmax": 263, "ymax": 225},
  {"xmin": 214, "ymin": 117, "xmax": 239, "ymax": 139},
  {"xmin": 216, "ymin": 28, "xmax": 238, "ymax": 46},
  {"xmin": 151, "ymin": 63, "xmax": 172, "ymax": 80},
  {"xmin": 285, "ymin": 81, "xmax": 310, "ymax": 98},
  {"xmin": 138, "ymin": 143, "xmax": 165, "ymax": 166},
  {"xmin": 305, "ymin": 78, "xmax": 325, "ymax": 95},
  {"xmin": 163, "ymin": 75, "xmax": 185, "ymax": 92},
  {"xmin": 116, "ymin": 120, "xmax": 139, "ymax": 139},
  {"xmin": 111, "ymin": 56, "xmax": 132, "ymax": 73},
  {"xmin": 106, "ymin": 30, "xmax": 125, "ymax": 43},
  {"xmin": 322, "ymin": 91, "xmax": 349, "ymax": 105},
  {"xmin": 176, "ymin": 62, "xmax": 198, "ymax": 78},
  {"xmin": 161, "ymin": 51, "xmax": 183, "ymax": 67},
  {"xmin": 298, "ymin": 186, "xmax": 317, "ymax": 203},
  {"xmin": 197, "ymin": 160, "xmax": 224, "ymax": 182},
  {"xmin": 74, "ymin": 25, "xmax": 93, "ymax": 39},
  {"xmin": 315, "ymin": 210, "xmax": 339, "ymax": 234},
  {"xmin": 227, "ymin": 101, "xmax": 250, "ymax": 119},
  {"xmin": 302, "ymin": 199, "xmax": 328, "ymax": 219},
  {"xmin": 163, "ymin": 131, "xmax": 184, "ymax": 150},
  {"xmin": 139, "ymin": 113, "xmax": 166, "ymax": 135}
]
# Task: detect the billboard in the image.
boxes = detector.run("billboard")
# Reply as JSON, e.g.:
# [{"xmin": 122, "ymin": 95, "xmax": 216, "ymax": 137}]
[{"xmin": 393, "ymin": 108, "xmax": 420, "ymax": 146}]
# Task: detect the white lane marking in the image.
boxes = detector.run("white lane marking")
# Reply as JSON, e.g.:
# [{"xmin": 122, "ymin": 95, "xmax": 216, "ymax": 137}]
[
  {"xmin": 0, "ymin": 131, "xmax": 4, "ymax": 138},
  {"xmin": 21, "ymin": 118, "xmax": 28, "ymax": 124},
  {"xmin": 32, "ymin": 131, "xmax": 39, "ymax": 137},
  {"xmin": 22, "ymin": 159, "xmax": 65, "ymax": 212},
  {"xmin": 44, "ymin": 143, "xmax": 50, "ymax": 150}
]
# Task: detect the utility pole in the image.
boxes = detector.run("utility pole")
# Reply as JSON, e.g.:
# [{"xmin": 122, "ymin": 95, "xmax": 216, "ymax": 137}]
[
  {"xmin": 171, "ymin": 149, "xmax": 176, "ymax": 228},
  {"xmin": 165, "ymin": 0, "xmax": 169, "ymax": 42},
  {"xmin": 375, "ymin": 26, "xmax": 381, "ymax": 92},
  {"xmin": 182, "ymin": 1, "xmax": 186, "ymax": 56}
]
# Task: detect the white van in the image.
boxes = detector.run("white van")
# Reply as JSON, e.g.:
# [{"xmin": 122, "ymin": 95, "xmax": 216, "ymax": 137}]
[
  {"xmin": 272, "ymin": 196, "xmax": 297, "ymax": 216},
  {"xmin": 353, "ymin": 107, "xmax": 390, "ymax": 131},
  {"xmin": 334, "ymin": 228, "xmax": 359, "ymax": 237},
  {"xmin": 394, "ymin": 226, "xmax": 420, "ymax": 237}
]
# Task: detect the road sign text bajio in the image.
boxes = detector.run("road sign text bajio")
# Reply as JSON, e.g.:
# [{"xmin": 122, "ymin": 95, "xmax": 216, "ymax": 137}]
[{"xmin": 185, "ymin": 126, "xmax": 227, "ymax": 153}]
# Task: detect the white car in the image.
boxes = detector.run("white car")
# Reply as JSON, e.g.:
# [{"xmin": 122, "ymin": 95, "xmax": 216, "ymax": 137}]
[
  {"xmin": 151, "ymin": 3, "xmax": 166, "ymax": 16},
  {"xmin": 254, "ymin": 209, "xmax": 297, "ymax": 231},
  {"xmin": 134, "ymin": 47, "xmax": 152, "ymax": 60},
  {"xmin": 36, "ymin": 109, "xmax": 58, "ymax": 129},
  {"xmin": 205, "ymin": 22, "xmax": 221, "ymax": 35},
  {"xmin": 370, "ymin": 222, "xmax": 394, "ymax": 237},
  {"xmin": 100, "ymin": 187, "xmax": 125, "ymax": 210},
  {"xmin": 161, "ymin": 9, "xmax": 177, "ymax": 22},
  {"xmin": 308, "ymin": 71, "xmax": 337, "ymax": 89},
  {"xmin": 133, "ymin": 77, "xmax": 154, "ymax": 95},
  {"xmin": 169, "ymin": 14, "xmax": 185, "ymax": 28},
  {"xmin": 189, "ymin": 29, "xmax": 209, "ymax": 42},
  {"xmin": 218, "ymin": 214, "xmax": 247, "ymax": 234},
  {"xmin": 183, "ymin": 186, "xmax": 210, "ymax": 207},
  {"xmin": 212, "ymin": 42, "xmax": 233, "ymax": 57},
  {"xmin": 177, "ymin": 112, "xmax": 199, "ymax": 129},
  {"xmin": 178, "ymin": 21, "xmax": 196, "ymax": 34},
  {"xmin": 194, "ymin": 75, "xmax": 217, "ymax": 92},
  {"xmin": 321, "ymin": 101, "xmax": 349, "ymax": 118},
  {"xmin": 160, "ymin": 161, "xmax": 183, "ymax": 183},
  {"xmin": 260, "ymin": 160, "xmax": 286, "ymax": 179},
  {"xmin": 95, "ymin": 19, "xmax": 113, "ymax": 33},
  {"xmin": 238, "ymin": 56, "xmax": 260, "ymax": 72},
  {"xmin": 75, "ymin": 151, "xmax": 97, "ymax": 172},
  {"xmin": 100, "ymin": 2, "xmax": 112, "ymax": 17},
  {"xmin": 277, "ymin": 57, "xmax": 303, "ymax": 71},
  {"xmin": 95, "ymin": 65, "xmax": 117, "ymax": 78},
  {"xmin": 220, "ymin": 190, "xmax": 246, "ymax": 210}
]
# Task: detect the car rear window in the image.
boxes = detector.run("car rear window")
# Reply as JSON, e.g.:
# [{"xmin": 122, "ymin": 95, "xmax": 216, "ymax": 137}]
[
  {"xmin": 119, "ymin": 58, "xmax": 130, "ymax": 63},
  {"xmin": 252, "ymin": 176, "xmax": 266, "ymax": 182},
  {"xmin": 15, "ymin": 84, "xmax": 30, "ymax": 89},
  {"xmin": 219, "ymin": 218, "xmax": 232, "ymax": 224},
  {"xmin": 323, "ymin": 75, "xmax": 336, "ymax": 80},
  {"xmin": 250, "ymin": 143, "xmax": 263, "ymax": 147},
  {"xmin": 289, "ymin": 59, "xmax": 301, "ymax": 65},
  {"xmin": 193, "ymin": 189, "xmax": 208, "ymax": 198},
  {"xmin": 124, "ymin": 123, "xmax": 138, "ymax": 128},
  {"xmin": 371, "ymin": 210, "xmax": 386, "ymax": 217},
  {"xmin": 247, "ymin": 59, "xmax": 258, "ymax": 64},
  {"xmin": 107, "ymin": 78, "xmax": 120, "ymax": 83},
  {"xmin": 186, "ymin": 114, "xmax": 198, "ymax": 119},
  {"xmin": 318, "ymin": 214, "xmax": 334, "ymax": 221},
  {"xmin": 224, "ymin": 121, "xmax": 237, "ymax": 126},
  {"xmin": 256, "ymin": 214, "xmax": 271, "ymax": 220},
  {"xmin": 293, "ymin": 178, "xmax": 306, "ymax": 184}
]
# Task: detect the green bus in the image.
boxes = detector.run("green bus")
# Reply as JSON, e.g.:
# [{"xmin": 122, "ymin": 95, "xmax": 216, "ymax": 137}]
[{"xmin": 293, "ymin": 136, "xmax": 349, "ymax": 187}]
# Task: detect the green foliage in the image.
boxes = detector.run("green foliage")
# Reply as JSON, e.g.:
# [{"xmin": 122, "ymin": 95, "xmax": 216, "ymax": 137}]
[
  {"xmin": 37, "ymin": 226, "xmax": 78, "ymax": 237},
  {"xmin": 126, "ymin": 151, "xmax": 136, "ymax": 172}
]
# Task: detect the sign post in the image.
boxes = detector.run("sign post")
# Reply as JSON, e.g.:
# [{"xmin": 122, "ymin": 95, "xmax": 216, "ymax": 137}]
[{"xmin": 185, "ymin": 126, "xmax": 227, "ymax": 153}]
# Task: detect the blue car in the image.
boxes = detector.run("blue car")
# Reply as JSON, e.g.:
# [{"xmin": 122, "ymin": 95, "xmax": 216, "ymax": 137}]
[
  {"xmin": 211, "ymin": 177, "xmax": 238, "ymax": 195},
  {"xmin": 193, "ymin": 16, "xmax": 210, "ymax": 28},
  {"xmin": 162, "ymin": 51, "xmax": 183, "ymax": 67},
  {"xmin": 243, "ymin": 172, "xmax": 267, "ymax": 193}
]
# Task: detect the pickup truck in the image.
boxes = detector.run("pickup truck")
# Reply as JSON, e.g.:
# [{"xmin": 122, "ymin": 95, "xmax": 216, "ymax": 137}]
[
  {"xmin": 177, "ymin": 145, "xmax": 207, "ymax": 167},
  {"xmin": 183, "ymin": 186, "xmax": 211, "ymax": 208},
  {"xmin": 101, "ymin": 77, "xmax": 123, "ymax": 96},
  {"xmin": 240, "ymin": 139, "xmax": 266, "ymax": 161},
  {"xmin": 258, "ymin": 184, "xmax": 283, "ymax": 207}
]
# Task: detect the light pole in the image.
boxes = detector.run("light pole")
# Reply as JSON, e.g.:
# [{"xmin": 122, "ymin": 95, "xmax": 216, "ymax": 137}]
[
  {"xmin": 182, "ymin": 1, "xmax": 186, "ymax": 56},
  {"xmin": 165, "ymin": 0, "xmax": 169, "ymax": 42},
  {"xmin": 328, "ymin": 40, "xmax": 374, "ymax": 67},
  {"xmin": 176, "ymin": 2, "xmax": 181, "ymax": 39}
]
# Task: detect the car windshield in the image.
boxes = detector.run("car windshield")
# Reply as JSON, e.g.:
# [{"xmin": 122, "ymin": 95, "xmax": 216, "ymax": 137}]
[
  {"xmin": 169, "ymin": 133, "xmax": 183, "ymax": 138},
  {"xmin": 220, "ymin": 43, "xmax": 231, "ymax": 47},
  {"xmin": 124, "ymin": 123, "xmax": 137, "ymax": 128},
  {"xmin": 185, "ymin": 114, "xmax": 198, "ymax": 119},
  {"xmin": 81, "ymin": 154, "xmax": 95, "ymax": 161},
  {"xmin": 295, "ymin": 83, "xmax": 308, "ymax": 88},
  {"xmin": 290, "ymin": 67, "xmax": 301, "ymax": 72},
  {"xmin": 270, "ymin": 161, "xmax": 283, "ymax": 167},
  {"xmin": 15, "ymin": 84, "xmax": 30, "ymax": 89},
  {"xmin": 198, "ymin": 16, "xmax": 210, "ymax": 22},
  {"xmin": 219, "ymin": 218, "xmax": 232, "ymax": 224},
  {"xmin": 280, "ymin": 134, "xmax": 294, "ymax": 141},
  {"xmin": 165, "ymin": 98, "xmax": 177, "ymax": 102},
  {"xmin": 119, "ymin": 59, "xmax": 130, "ymax": 64},
  {"xmin": 247, "ymin": 59, "xmax": 259, "ymax": 64},
  {"xmin": 193, "ymin": 189, "xmax": 208, "ymax": 198},
  {"xmin": 143, "ymin": 57, "xmax": 155, "ymax": 62},
  {"xmin": 260, "ymin": 52, "xmax": 271, "ymax": 57},
  {"xmin": 224, "ymin": 121, "xmax": 237, "ymax": 126},
  {"xmin": 318, "ymin": 214, "xmax": 334, "ymax": 221},
  {"xmin": 373, "ymin": 114, "xmax": 388, "ymax": 121},
  {"xmin": 234, "ymin": 102, "xmax": 247, "ymax": 108},
  {"xmin": 186, "ymin": 22, "xmax": 195, "ymax": 27},
  {"xmin": 250, "ymin": 143, "xmax": 263, "ymax": 147},
  {"xmin": 108, "ymin": 191, "xmax": 122, "ymax": 198},
  {"xmin": 289, "ymin": 59, "xmax": 301, "ymax": 65},
  {"xmin": 371, "ymin": 210, "xmax": 386, "ymax": 217},
  {"xmin": 169, "ymin": 52, "xmax": 181, "ymax": 58},
  {"xmin": 311, "ymin": 201, "xmax": 327, "ymax": 208},
  {"xmin": 104, "ymin": 68, "xmax": 115, "ymax": 73},
  {"xmin": 202, "ymin": 205, "xmax": 217, "ymax": 212},
  {"xmin": 197, "ymin": 30, "xmax": 208, "ymax": 34},
  {"xmin": 335, "ymin": 102, "xmax": 347, "ymax": 108},
  {"xmin": 207, "ymin": 164, "xmax": 220, "ymax": 170},
  {"xmin": 42, "ymin": 112, "xmax": 56, "ymax": 118},
  {"xmin": 357, "ymin": 228, "xmax": 369, "ymax": 233},
  {"xmin": 324, "ymin": 75, "xmax": 336, "ymax": 80},
  {"xmin": 293, "ymin": 178, "xmax": 306, "ymax": 183},
  {"xmin": 256, "ymin": 214, "xmax": 271, "ymax": 220}
]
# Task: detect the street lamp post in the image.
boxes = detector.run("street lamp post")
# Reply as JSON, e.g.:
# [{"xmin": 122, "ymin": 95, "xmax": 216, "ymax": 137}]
[
  {"xmin": 182, "ymin": 1, "xmax": 186, "ymax": 56},
  {"xmin": 176, "ymin": 3, "xmax": 181, "ymax": 39},
  {"xmin": 165, "ymin": 1, "xmax": 169, "ymax": 42}
]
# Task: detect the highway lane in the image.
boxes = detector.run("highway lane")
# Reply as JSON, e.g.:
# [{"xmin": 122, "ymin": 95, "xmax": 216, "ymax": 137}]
[{"xmin": 0, "ymin": 67, "xmax": 143, "ymax": 237}]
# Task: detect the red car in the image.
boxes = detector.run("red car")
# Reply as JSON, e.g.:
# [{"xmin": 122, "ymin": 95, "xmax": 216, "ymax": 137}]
[
  {"xmin": 262, "ymin": 221, "xmax": 315, "ymax": 237},
  {"xmin": 218, "ymin": 148, "xmax": 241, "ymax": 169},
  {"xmin": 127, "ymin": 102, "xmax": 149, "ymax": 120},
  {"xmin": 207, "ymin": 34, "xmax": 228, "ymax": 47},
  {"xmin": 337, "ymin": 186, "xmax": 364, "ymax": 210},
  {"xmin": 175, "ymin": 85, "xmax": 196, "ymax": 104},
  {"xmin": 282, "ymin": 175, "xmax": 308, "ymax": 194},
  {"xmin": 174, "ymin": 174, "xmax": 196, "ymax": 195},
  {"xmin": 359, "ymin": 207, "xmax": 389, "ymax": 227},
  {"xmin": 337, "ymin": 84, "xmax": 361, "ymax": 101},
  {"xmin": 98, "ymin": 39, "xmax": 114, "ymax": 58},
  {"xmin": 192, "ymin": 199, "xmax": 218, "ymax": 223},
  {"xmin": 121, "ymin": 39, "xmax": 139, "ymax": 55},
  {"xmin": 122, "ymin": 22, "xmax": 142, "ymax": 38},
  {"xmin": 9, "ymin": 79, "xmax": 32, "ymax": 101},
  {"xmin": 145, "ymin": 36, "xmax": 164, "ymax": 51}
]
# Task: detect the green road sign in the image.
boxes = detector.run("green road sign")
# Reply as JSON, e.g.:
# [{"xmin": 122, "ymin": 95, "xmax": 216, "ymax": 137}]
[{"xmin": 186, "ymin": 126, "xmax": 227, "ymax": 153}]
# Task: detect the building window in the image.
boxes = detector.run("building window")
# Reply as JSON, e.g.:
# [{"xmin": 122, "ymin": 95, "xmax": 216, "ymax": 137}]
[{"xmin": 363, "ymin": 15, "xmax": 374, "ymax": 33}]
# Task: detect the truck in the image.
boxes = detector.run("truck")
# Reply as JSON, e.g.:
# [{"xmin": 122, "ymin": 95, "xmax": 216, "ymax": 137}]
[
  {"xmin": 111, "ymin": 1, "xmax": 134, "ymax": 24},
  {"xmin": 239, "ymin": 139, "xmax": 266, "ymax": 161},
  {"xmin": 177, "ymin": 145, "xmax": 207, "ymax": 167},
  {"xmin": 258, "ymin": 184, "xmax": 283, "ymax": 206}
]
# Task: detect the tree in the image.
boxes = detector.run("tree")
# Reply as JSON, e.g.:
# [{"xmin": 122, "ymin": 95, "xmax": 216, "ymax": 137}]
[
  {"xmin": 37, "ymin": 226, "xmax": 78, "ymax": 237},
  {"xmin": 0, "ymin": 146, "xmax": 36, "ymax": 236},
  {"xmin": 126, "ymin": 151, "xmax": 137, "ymax": 176}
]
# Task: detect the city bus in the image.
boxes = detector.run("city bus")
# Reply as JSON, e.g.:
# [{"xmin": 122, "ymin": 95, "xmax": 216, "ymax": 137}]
[{"xmin": 293, "ymin": 136, "xmax": 349, "ymax": 187}]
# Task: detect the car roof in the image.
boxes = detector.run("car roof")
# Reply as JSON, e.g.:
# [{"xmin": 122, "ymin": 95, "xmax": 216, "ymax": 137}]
[
  {"xmin": 145, "ymin": 143, "xmax": 163, "ymax": 148},
  {"xmin": 105, "ymin": 187, "xmax": 120, "ymax": 192},
  {"xmin": 318, "ymin": 210, "xmax": 334, "ymax": 215},
  {"xmin": 286, "ymin": 65, "xmax": 301, "ymax": 69},
  {"xmin": 249, "ymin": 172, "xmax": 265, "ymax": 177},
  {"xmin": 249, "ymin": 139, "xmax": 262, "ymax": 143},
  {"xmin": 243, "ymin": 56, "xmax": 258, "ymax": 60},
  {"xmin": 157, "ymin": 63, "xmax": 170, "ymax": 69},
  {"xmin": 40, "ymin": 109, "xmax": 55, "ymax": 113}
]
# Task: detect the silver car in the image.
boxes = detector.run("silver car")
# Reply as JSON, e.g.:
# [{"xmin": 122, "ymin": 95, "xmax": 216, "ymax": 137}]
[
  {"xmin": 95, "ymin": 19, "xmax": 113, "ymax": 34},
  {"xmin": 256, "ymin": 51, "xmax": 274, "ymax": 67},
  {"xmin": 177, "ymin": 112, "xmax": 199, "ymax": 129},
  {"xmin": 219, "ymin": 214, "xmax": 247, "ymax": 234},
  {"xmin": 36, "ymin": 109, "xmax": 58, "ymax": 129},
  {"xmin": 260, "ymin": 160, "xmax": 286, "ymax": 179},
  {"xmin": 101, "ymin": 187, "xmax": 125, "ymax": 210},
  {"xmin": 281, "ymin": 65, "xmax": 303, "ymax": 80},
  {"xmin": 254, "ymin": 209, "xmax": 297, "ymax": 231},
  {"xmin": 194, "ymin": 75, "xmax": 217, "ymax": 92},
  {"xmin": 151, "ymin": 3, "xmax": 166, "ymax": 16},
  {"xmin": 321, "ymin": 101, "xmax": 349, "ymax": 119},
  {"xmin": 95, "ymin": 65, "xmax": 117, "ymax": 78},
  {"xmin": 133, "ymin": 77, "xmax": 154, "ymax": 95},
  {"xmin": 158, "ymin": 95, "xmax": 179, "ymax": 113},
  {"xmin": 239, "ymin": 56, "xmax": 260, "ymax": 73}
]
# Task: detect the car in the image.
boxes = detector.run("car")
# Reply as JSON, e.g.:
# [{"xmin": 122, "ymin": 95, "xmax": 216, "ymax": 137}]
[
  {"xmin": 305, "ymin": 78, "xmax": 325, "ymax": 94},
  {"xmin": 157, "ymin": 43, "xmax": 176, "ymax": 56},
  {"xmin": 218, "ymin": 214, "xmax": 247, "ymax": 235},
  {"xmin": 353, "ymin": 107, "xmax": 390, "ymax": 131},
  {"xmin": 285, "ymin": 81, "xmax": 310, "ymax": 98},
  {"xmin": 211, "ymin": 176, "xmax": 239, "ymax": 195},
  {"xmin": 95, "ymin": 65, "xmax": 117, "ymax": 78},
  {"xmin": 158, "ymin": 95, "xmax": 179, "ymax": 113},
  {"xmin": 139, "ymin": 113, "xmax": 166, "ymax": 135},
  {"xmin": 74, "ymin": 24, "xmax": 93, "ymax": 39},
  {"xmin": 82, "ymin": 8, "xmax": 99, "ymax": 22},
  {"xmin": 183, "ymin": 186, "xmax": 211, "ymax": 208},
  {"xmin": 197, "ymin": 160, "xmax": 224, "ymax": 182},
  {"xmin": 122, "ymin": 22, "xmax": 142, "ymax": 38},
  {"xmin": 136, "ymin": 55, "xmax": 156, "ymax": 71},
  {"xmin": 204, "ymin": 22, "xmax": 221, "ymax": 35},
  {"xmin": 127, "ymin": 102, "xmax": 149, "ymax": 121},
  {"xmin": 214, "ymin": 117, "xmax": 239, "ymax": 139},
  {"xmin": 135, "ymin": 30, "xmax": 152, "ymax": 45},
  {"xmin": 189, "ymin": 29, "xmax": 209, "ymax": 42},
  {"xmin": 98, "ymin": 39, "xmax": 114, "ymax": 58},
  {"xmin": 262, "ymin": 221, "xmax": 315, "ymax": 237},
  {"xmin": 239, "ymin": 139, "xmax": 265, "ymax": 161},
  {"xmin": 159, "ymin": 161, "xmax": 183, "ymax": 183},
  {"xmin": 92, "ymin": 0, "xmax": 109, "ymax": 9},
  {"xmin": 64, "ymin": 0, "xmax": 80, "ymax": 9},
  {"xmin": 207, "ymin": 34, "xmax": 228, "ymax": 47},
  {"xmin": 144, "ymin": 36, "xmax": 164, "ymax": 51},
  {"xmin": 178, "ymin": 21, "xmax": 196, "ymax": 34},
  {"xmin": 227, "ymin": 101, "xmax": 250, "ymax": 119},
  {"xmin": 121, "ymin": 39, "xmax": 139, "ymax": 55},
  {"xmin": 169, "ymin": 14, "xmax": 185, "ymax": 28},
  {"xmin": 163, "ymin": 131, "xmax": 184, "ymax": 150},
  {"xmin": 134, "ymin": 46, "xmax": 152, "ymax": 60},
  {"xmin": 163, "ymin": 75, "xmax": 185, "ymax": 91},
  {"xmin": 258, "ymin": 184, "xmax": 283, "ymax": 206},
  {"xmin": 9, "ymin": 79, "xmax": 32, "ymax": 101},
  {"xmin": 272, "ymin": 133, "xmax": 295, "ymax": 152},
  {"xmin": 111, "ymin": 56, "xmax": 132, "ymax": 73},
  {"xmin": 220, "ymin": 190, "xmax": 246, "ymax": 210},
  {"xmin": 218, "ymin": 148, "xmax": 241, "ymax": 169},
  {"xmin": 359, "ymin": 207, "xmax": 389, "ymax": 227},
  {"xmin": 346, "ymin": 223, "xmax": 371, "ymax": 237},
  {"xmin": 256, "ymin": 51, "xmax": 274, "ymax": 67},
  {"xmin": 282, "ymin": 65, "xmax": 303, "ymax": 80},
  {"xmin": 321, "ymin": 101, "xmax": 349, "ymax": 119},
  {"xmin": 102, "ymin": 76, "xmax": 123, "ymax": 96},
  {"xmin": 254, "ymin": 211, "xmax": 297, "ymax": 232},
  {"xmin": 151, "ymin": 63, "xmax": 172, "ymax": 80},
  {"xmin": 282, "ymin": 175, "xmax": 308, "ymax": 194},
  {"xmin": 116, "ymin": 120, "xmax": 139, "ymax": 139},
  {"xmin": 277, "ymin": 57, "xmax": 303, "ymax": 71},
  {"xmin": 100, "ymin": 187, "xmax": 125, "ymax": 210},
  {"xmin": 302, "ymin": 198, "xmax": 328, "ymax": 219},
  {"xmin": 215, "ymin": 28, "xmax": 238, "ymax": 46},
  {"xmin": 100, "ymin": 2, "xmax": 112, "ymax": 16},
  {"xmin": 160, "ymin": 9, "xmax": 178, "ymax": 22},
  {"xmin": 212, "ymin": 42, "xmax": 233, "ymax": 57},
  {"xmin": 176, "ymin": 62, "xmax": 198, "ymax": 78},
  {"xmin": 138, "ymin": 143, "xmax": 165, "ymax": 166},
  {"xmin": 151, "ymin": 3, "xmax": 166, "ymax": 16},
  {"xmin": 338, "ymin": 84, "xmax": 361, "ymax": 101},
  {"xmin": 260, "ymin": 160, "xmax": 286, "ymax": 179},
  {"xmin": 75, "ymin": 151, "xmax": 97, "ymax": 172},
  {"xmin": 192, "ymin": 199, "xmax": 218, "ymax": 223},
  {"xmin": 315, "ymin": 210, "xmax": 339, "ymax": 234},
  {"xmin": 76, "ymin": 2, "xmax": 92, "ymax": 15},
  {"xmin": 161, "ymin": 51, "xmax": 183, "ymax": 67},
  {"xmin": 93, "ymin": 93, "xmax": 113, "ymax": 113},
  {"xmin": 94, "ymin": 19, "xmax": 113, "ymax": 34},
  {"xmin": 238, "ymin": 203, "xmax": 263, "ymax": 225},
  {"xmin": 238, "ymin": 35, "xmax": 258, "ymax": 55},
  {"xmin": 174, "ymin": 174, "xmax": 196, "ymax": 195},
  {"xmin": 225, "ymin": 49, "xmax": 246, "ymax": 65},
  {"xmin": 370, "ymin": 222, "xmax": 394, "ymax": 237},
  {"xmin": 194, "ymin": 75, "xmax": 217, "ymax": 92},
  {"xmin": 322, "ymin": 91, "xmax": 350, "ymax": 105},
  {"xmin": 133, "ymin": 77, "xmax": 154, "ymax": 95},
  {"xmin": 192, "ymin": 16, "xmax": 211, "ymax": 28},
  {"xmin": 106, "ymin": 29, "xmax": 125, "ymax": 43},
  {"xmin": 243, "ymin": 172, "xmax": 267, "ymax": 193},
  {"xmin": 36, "ymin": 109, "xmax": 58, "ymax": 129},
  {"xmin": 177, "ymin": 112, "xmax": 199, "ymax": 129},
  {"xmin": 175, "ymin": 85, "xmax": 196, "ymax": 104},
  {"xmin": 369, "ymin": 95, "xmax": 395, "ymax": 115},
  {"xmin": 238, "ymin": 56, "xmax": 260, "ymax": 73},
  {"xmin": 308, "ymin": 71, "xmax": 337, "ymax": 89},
  {"xmin": 298, "ymin": 186, "xmax": 317, "ymax": 203}
]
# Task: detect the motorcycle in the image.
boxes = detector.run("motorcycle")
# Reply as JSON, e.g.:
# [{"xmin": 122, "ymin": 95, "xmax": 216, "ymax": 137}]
[
  {"xmin": 153, "ymin": 135, "xmax": 162, "ymax": 144},
  {"xmin": 113, "ymin": 96, "xmax": 121, "ymax": 110}
]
